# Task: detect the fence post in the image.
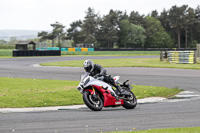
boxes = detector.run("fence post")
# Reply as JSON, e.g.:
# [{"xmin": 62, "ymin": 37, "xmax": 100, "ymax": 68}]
[
  {"xmin": 160, "ymin": 51, "xmax": 163, "ymax": 61},
  {"xmin": 194, "ymin": 50, "xmax": 197, "ymax": 64},
  {"xmin": 197, "ymin": 44, "xmax": 200, "ymax": 57}
]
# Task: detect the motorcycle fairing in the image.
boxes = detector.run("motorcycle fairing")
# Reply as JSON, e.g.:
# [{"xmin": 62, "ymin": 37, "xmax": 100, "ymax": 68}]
[
  {"xmin": 83, "ymin": 76, "xmax": 116, "ymax": 95},
  {"xmin": 82, "ymin": 75, "xmax": 124, "ymax": 107},
  {"xmin": 91, "ymin": 85, "xmax": 124, "ymax": 107},
  {"xmin": 113, "ymin": 76, "xmax": 120, "ymax": 83}
]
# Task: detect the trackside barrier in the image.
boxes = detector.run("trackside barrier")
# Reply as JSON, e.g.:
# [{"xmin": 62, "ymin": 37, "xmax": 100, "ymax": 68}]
[
  {"xmin": 37, "ymin": 47, "xmax": 68, "ymax": 51},
  {"xmin": 36, "ymin": 47, "xmax": 94, "ymax": 52},
  {"xmin": 13, "ymin": 50, "xmax": 61, "ymax": 57},
  {"xmin": 88, "ymin": 48, "xmax": 94, "ymax": 51},
  {"xmin": 68, "ymin": 48, "xmax": 75, "ymax": 51},
  {"xmin": 81, "ymin": 48, "xmax": 88, "ymax": 51},
  {"xmin": 160, "ymin": 51, "xmax": 197, "ymax": 64},
  {"xmin": 37, "ymin": 47, "xmax": 60, "ymax": 50},
  {"xmin": 61, "ymin": 48, "xmax": 68, "ymax": 51},
  {"xmin": 75, "ymin": 47, "xmax": 81, "ymax": 51}
]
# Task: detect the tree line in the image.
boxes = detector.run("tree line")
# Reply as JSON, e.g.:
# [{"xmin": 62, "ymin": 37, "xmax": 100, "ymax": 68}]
[{"xmin": 38, "ymin": 5, "xmax": 200, "ymax": 48}]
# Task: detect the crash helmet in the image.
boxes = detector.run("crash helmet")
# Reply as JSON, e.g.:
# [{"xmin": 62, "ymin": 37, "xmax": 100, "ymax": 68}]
[{"xmin": 83, "ymin": 59, "xmax": 94, "ymax": 72}]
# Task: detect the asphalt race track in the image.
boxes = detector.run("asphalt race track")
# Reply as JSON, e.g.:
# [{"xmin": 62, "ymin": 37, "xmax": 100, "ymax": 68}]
[{"xmin": 0, "ymin": 56, "xmax": 200, "ymax": 133}]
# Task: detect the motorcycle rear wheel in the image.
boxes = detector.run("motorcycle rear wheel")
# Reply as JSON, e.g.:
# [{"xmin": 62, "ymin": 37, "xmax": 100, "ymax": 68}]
[
  {"xmin": 122, "ymin": 87, "xmax": 137, "ymax": 109},
  {"xmin": 83, "ymin": 91, "xmax": 103, "ymax": 111}
]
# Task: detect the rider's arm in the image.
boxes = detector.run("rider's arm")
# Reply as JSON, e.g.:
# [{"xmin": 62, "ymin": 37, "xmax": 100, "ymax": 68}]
[{"xmin": 95, "ymin": 64, "xmax": 107, "ymax": 76}]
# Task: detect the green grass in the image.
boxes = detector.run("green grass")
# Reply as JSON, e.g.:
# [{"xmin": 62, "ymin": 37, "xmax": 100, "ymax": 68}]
[
  {"xmin": 41, "ymin": 58, "xmax": 200, "ymax": 70},
  {"xmin": 62, "ymin": 51, "xmax": 160, "ymax": 56},
  {"xmin": 0, "ymin": 77, "xmax": 81, "ymax": 108},
  {"xmin": 0, "ymin": 77, "xmax": 181, "ymax": 108},
  {"xmin": 107, "ymin": 127, "xmax": 200, "ymax": 133},
  {"xmin": 0, "ymin": 50, "xmax": 159, "ymax": 58},
  {"xmin": 0, "ymin": 49, "xmax": 12, "ymax": 56},
  {"xmin": 132, "ymin": 85, "xmax": 181, "ymax": 99}
]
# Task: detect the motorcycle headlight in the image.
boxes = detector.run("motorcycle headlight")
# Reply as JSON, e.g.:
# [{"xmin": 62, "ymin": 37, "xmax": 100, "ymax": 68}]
[{"xmin": 77, "ymin": 86, "xmax": 83, "ymax": 93}]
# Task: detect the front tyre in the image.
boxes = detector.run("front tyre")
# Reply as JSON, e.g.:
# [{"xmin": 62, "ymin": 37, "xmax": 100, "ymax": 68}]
[
  {"xmin": 122, "ymin": 87, "xmax": 137, "ymax": 109},
  {"xmin": 83, "ymin": 91, "xmax": 103, "ymax": 111}
]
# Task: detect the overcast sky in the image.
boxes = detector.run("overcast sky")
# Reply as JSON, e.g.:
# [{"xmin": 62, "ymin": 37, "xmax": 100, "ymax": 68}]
[{"xmin": 0, "ymin": 0, "xmax": 199, "ymax": 31}]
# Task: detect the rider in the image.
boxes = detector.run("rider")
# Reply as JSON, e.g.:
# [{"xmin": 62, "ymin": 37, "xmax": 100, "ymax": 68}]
[{"xmin": 83, "ymin": 59, "xmax": 130, "ymax": 97}]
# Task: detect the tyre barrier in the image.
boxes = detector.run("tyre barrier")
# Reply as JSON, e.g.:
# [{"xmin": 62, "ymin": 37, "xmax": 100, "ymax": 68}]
[
  {"xmin": 81, "ymin": 48, "xmax": 88, "ymax": 51},
  {"xmin": 160, "ymin": 51, "xmax": 197, "ymax": 64},
  {"xmin": 13, "ymin": 50, "xmax": 61, "ymax": 57},
  {"xmin": 68, "ymin": 48, "xmax": 75, "ymax": 51}
]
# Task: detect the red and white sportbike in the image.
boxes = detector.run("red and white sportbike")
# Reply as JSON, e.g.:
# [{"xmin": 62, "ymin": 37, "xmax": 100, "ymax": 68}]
[{"xmin": 77, "ymin": 72, "xmax": 137, "ymax": 111}]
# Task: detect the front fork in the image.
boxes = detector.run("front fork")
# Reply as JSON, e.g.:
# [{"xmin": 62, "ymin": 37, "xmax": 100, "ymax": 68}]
[
  {"xmin": 84, "ymin": 87, "xmax": 99, "ymax": 100},
  {"xmin": 92, "ymin": 86, "xmax": 96, "ymax": 95}
]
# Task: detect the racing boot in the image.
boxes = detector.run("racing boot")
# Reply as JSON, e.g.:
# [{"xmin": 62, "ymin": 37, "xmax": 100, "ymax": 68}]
[{"xmin": 116, "ymin": 86, "xmax": 131, "ymax": 96}]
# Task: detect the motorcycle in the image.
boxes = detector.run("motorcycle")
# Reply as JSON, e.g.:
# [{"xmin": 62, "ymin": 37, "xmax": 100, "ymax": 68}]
[{"xmin": 77, "ymin": 72, "xmax": 137, "ymax": 111}]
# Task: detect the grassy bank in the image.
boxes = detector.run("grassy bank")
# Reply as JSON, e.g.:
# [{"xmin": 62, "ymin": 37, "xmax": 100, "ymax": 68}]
[
  {"xmin": 107, "ymin": 127, "xmax": 200, "ymax": 133},
  {"xmin": 0, "ymin": 77, "xmax": 181, "ymax": 108},
  {"xmin": 41, "ymin": 58, "xmax": 200, "ymax": 70}
]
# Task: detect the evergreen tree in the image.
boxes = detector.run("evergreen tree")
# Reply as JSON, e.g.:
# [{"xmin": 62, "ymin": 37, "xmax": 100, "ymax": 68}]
[
  {"xmin": 82, "ymin": 7, "xmax": 99, "ymax": 44},
  {"xmin": 67, "ymin": 20, "xmax": 84, "ymax": 45},
  {"xmin": 96, "ymin": 10, "xmax": 119, "ymax": 48},
  {"xmin": 51, "ymin": 22, "xmax": 65, "ymax": 48},
  {"xmin": 194, "ymin": 6, "xmax": 200, "ymax": 45},
  {"xmin": 38, "ymin": 31, "xmax": 57, "ymax": 47},
  {"xmin": 38, "ymin": 31, "xmax": 49, "ymax": 42},
  {"xmin": 168, "ymin": 5, "xmax": 188, "ymax": 48},
  {"xmin": 183, "ymin": 7, "xmax": 196, "ymax": 48},
  {"xmin": 129, "ymin": 11, "xmax": 145, "ymax": 26},
  {"xmin": 151, "ymin": 10, "xmax": 159, "ymax": 19},
  {"xmin": 159, "ymin": 9, "xmax": 172, "ymax": 38}
]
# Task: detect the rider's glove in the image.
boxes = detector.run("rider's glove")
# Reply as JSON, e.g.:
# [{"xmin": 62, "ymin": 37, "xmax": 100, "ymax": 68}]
[
  {"xmin": 94, "ymin": 74, "xmax": 101, "ymax": 78},
  {"xmin": 96, "ymin": 76, "xmax": 104, "ymax": 80}
]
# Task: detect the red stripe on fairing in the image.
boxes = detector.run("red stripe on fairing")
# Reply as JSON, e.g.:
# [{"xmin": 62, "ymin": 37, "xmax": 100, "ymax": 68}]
[
  {"xmin": 84, "ymin": 89, "xmax": 94, "ymax": 95},
  {"xmin": 92, "ymin": 85, "xmax": 124, "ymax": 107}
]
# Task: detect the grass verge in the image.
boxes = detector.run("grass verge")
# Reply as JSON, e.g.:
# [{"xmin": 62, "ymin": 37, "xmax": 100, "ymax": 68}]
[
  {"xmin": 62, "ymin": 51, "xmax": 159, "ymax": 56},
  {"xmin": 0, "ymin": 77, "xmax": 181, "ymax": 108},
  {"xmin": 107, "ymin": 127, "xmax": 200, "ymax": 133},
  {"xmin": 0, "ymin": 50, "xmax": 159, "ymax": 58},
  {"xmin": 0, "ymin": 49, "xmax": 12, "ymax": 57},
  {"xmin": 41, "ymin": 58, "xmax": 200, "ymax": 70}
]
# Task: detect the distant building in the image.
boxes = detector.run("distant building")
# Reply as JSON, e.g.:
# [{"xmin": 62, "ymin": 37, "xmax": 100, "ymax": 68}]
[{"xmin": 15, "ymin": 41, "xmax": 36, "ymax": 50}]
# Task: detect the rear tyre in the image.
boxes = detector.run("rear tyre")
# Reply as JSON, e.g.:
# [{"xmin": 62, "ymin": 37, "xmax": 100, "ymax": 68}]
[
  {"xmin": 83, "ymin": 91, "xmax": 103, "ymax": 111},
  {"xmin": 122, "ymin": 87, "xmax": 137, "ymax": 109}
]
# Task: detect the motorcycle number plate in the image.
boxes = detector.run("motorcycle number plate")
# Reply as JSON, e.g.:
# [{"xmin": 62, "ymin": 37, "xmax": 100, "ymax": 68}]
[{"xmin": 115, "ymin": 102, "xmax": 121, "ymax": 105}]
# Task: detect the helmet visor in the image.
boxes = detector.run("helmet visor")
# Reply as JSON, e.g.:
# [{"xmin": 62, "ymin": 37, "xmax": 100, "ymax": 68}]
[{"xmin": 84, "ymin": 65, "xmax": 92, "ymax": 72}]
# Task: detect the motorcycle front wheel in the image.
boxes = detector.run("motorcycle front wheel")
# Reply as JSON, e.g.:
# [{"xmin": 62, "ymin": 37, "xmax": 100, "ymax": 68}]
[
  {"xmin": 83, "ymin": 91, "xmax": 103, "ymax": 111},
  {"xmin": 122, "ymin": 87, "xmax": 137, "ymax": 109}
]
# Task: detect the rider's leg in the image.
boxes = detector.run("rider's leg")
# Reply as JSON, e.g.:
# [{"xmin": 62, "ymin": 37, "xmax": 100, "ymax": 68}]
[
  {"xmin": 104, "ymin": 75, "xmax": 130, "ymax": 96},
  {"xmin": 103, "ymin": 75, "xmax": 119, "ymax": 100}
]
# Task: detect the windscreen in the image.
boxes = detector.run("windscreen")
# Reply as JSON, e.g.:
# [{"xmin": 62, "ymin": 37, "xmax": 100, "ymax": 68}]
[{"xmin": 80, "ymin": 72, "xmax": 90, "ymax": 82}]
